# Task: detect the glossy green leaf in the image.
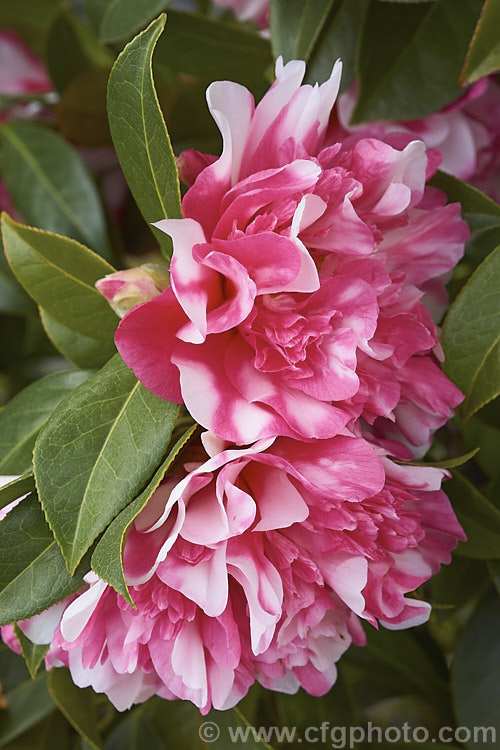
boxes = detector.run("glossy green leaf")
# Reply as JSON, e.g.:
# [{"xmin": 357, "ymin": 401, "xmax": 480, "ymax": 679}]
[
  {"xmin": 104, "ymin": 713, "xmax": 163, "ymax": 750},
  {"xmin": 446, "ymin": 471, "xmax": 500, "ymax": 559},
  {"xmin": 431, "ymin": 556, "xmax": 488, "ymax": 608},
  {"xmin": 91, "ymin": 424, "xmax": 195, "ymax": 603},
  {"xmin": 141, "ymin": 698, "xmax": 204, "ymax": 750},
  {"xmin": 13, "ymin": 625, "xmax": 49, "ymax": 680},
  {"xmin": 0, "ymin": 673, "xmax": 54, "ymax": 747},
  {"xmin": 0, "ymin": 370, "xmax": 93, "ymax": 475},
  {"xmin": 145, "ymin": 698, "xmax": 274, "ymax": 750},
  {"xmin": 34, "ymin": 354, "xmax": 179, "ymax": 573},
  {"xmin": 352, "ymin": 0, "xmax": 483, "ymax": 123},
  {"xmin": 107, "ymin": 15, "xmax": 181, "ymax": 260},
  {"xmin": 55, "ymin": 67, "xmax": 112, "ymax": 149},
  {"xmin": 442, "ymin": 245, "xmax": 500, "ymax": 419},
  {"xmin": 47, "ymin": 669, "xmax": 102, "ymax": 750},
  {"xmin": 489, "ymin": 560, "xmax": 500, "ymax": 595},
  {"xmin": 0, "ymin": 122, "xmax": 110, "ymax": 258},
  {"xmin": 0, "ymin": 475, "xmax": 35, "ymax": 514},
  {"xmin": 0, "ymin": 495, "xmax": 88, "ymax": 625},
  {"xmin": 366, "ymin": 744, "xmax": 456, "ymax": 750},
  {"xmin": 85, "ymin": 0, "xmax": 109, "ymax": 32},
  {"xmin": 306, "ymin": 0, "xmax": 370, "ymax": 92},
  {"xmin": 207, "ymin": 708, "xmax": 275, "ymax": 749},
  {"xmin": 396, "ymin": 447, "xmax": 480, "ymax": 470},
  {"xmin": 0, "ymin": 712, "xmax": 72, "ymax": 750},
  {"xmin": 46, "ymin": 7, "xmax": 112, "ymax": 94},
  {"xmin": 100, "ymin": 0, "xmax": 172, "ymax": 43},
  {"xmin": 0, "ymin": 641, "xmax": 30, "ymax": 696},
  {"xmin": 0, "ymin": 237, "xmax": 36, "ymax": 318},
  {"xmin": 461, "ymin": 0, "xmax": 500, "ymax": 84},
  {"xmin": 275, "ymin": 667, "xmax": 358, "ymax": 736},
  {"xmin": 1, "ymin": 216, "xmax": 118, "ymax": 361},
  {"xmin": 154, "ymin": 10, "xmax": 273, "ymax": 95},
  {"xmin": 430, "ymin": 170, "xmax": 500, "ymax": 234},
  {"xmin": 452, "ymin": 592, "xmax": 500, "ymax": 748},
  {"xmin": 270, "ymin": 0, "xmax": 335, "ymax": 63},
  {"xmin": 40, "ymin": 309, "xmax": 115, "ymax": 370},
  {"xmin": 345, "ymin": 626, "xmax": 451, "ymax": 710},
  {"xmin": 460, "ymin": 414, "xmax": 500, "ymax": 483}
]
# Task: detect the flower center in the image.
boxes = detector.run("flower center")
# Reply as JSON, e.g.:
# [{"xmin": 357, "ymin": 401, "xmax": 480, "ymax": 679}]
[{"xmin": 240, "ymin": 293, "xmax": 334, "ymax": 375}]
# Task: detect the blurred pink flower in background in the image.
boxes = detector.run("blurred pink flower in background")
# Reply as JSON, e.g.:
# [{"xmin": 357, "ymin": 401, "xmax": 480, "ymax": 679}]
[
  {"xmin": 336, "ymin": 77, "xmax": 500, "ymax": 203},
  {"xmin": 0, "ymin": 30, "xmax": 51, "ymax": 98},
  {"xmin": 0, "ymin": 31, "xmax": 53, "ymax": 215},
  {"xmin": 212, "ymin": 0, "xmax": 269, "ymax": 28}
]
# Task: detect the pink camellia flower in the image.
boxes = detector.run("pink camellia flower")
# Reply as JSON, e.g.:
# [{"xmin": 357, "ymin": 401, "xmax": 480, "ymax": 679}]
[
  {"xmin": 212, "ymin": 0, "xmax": 269, "ymax": 28},
  {"xmin": 0, "ymin": 31, "xmax": 53, "ymax": 214},
  {"xmin": 0, "ymin": 30, "xmax": 51, "ymax": 97},
  {"xmin": 113, "ymin": 58, "xmax": 467, "ymax": 451},
  {"xmin": 6, "ymin": 434, "xmax": 464, "ymax": 712},
  {"xmin": 336, "ymin": 77, "xmax": 500, "ymax": 203}
]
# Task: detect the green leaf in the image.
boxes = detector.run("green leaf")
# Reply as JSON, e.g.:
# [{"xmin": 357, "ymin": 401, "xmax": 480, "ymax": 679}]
[
  {"xmin": 0, "ymin": 712, "xmax": 72, "ymax": 750},
  {"xmin": 396, "ymin": 447, "xmax": 480, "ymax": 470},
  {"xmin": 0, "ymin": 122, "xmax": 111, "ymax": 258},
  {"xmin": 91, "ymin": 424, "xmax": 195, "ymax": 603},
  {"xmin": 489, "ymin": 560, "xmax": 500, "ymax": 596},
  {"xmin": 154, "ymin": 10, "xmax": 273, "ymax": 95},
  {"xmin": 430, "ymin": 170, "xmax": 500, "ymax": 234},
  {"xmin": 442, "ymin": 245, "xmax": 500, "ymax": 420},
  {"xmin": 452, "ymin": 592, "xmax": 500, "ymax": 748},
  {"xmin": 142, "ymin": 698, "xmax": 205, "ymax": 750},
  {"xmin": 305, "ymin": 0, "xmax": 370, "ymax": 92},
  {"xmin": 34, "ymin": 354, "xmax": 179, "ymax": 573},
  {"xmin": 55, "ymin": 67, "xmax": 112, "ymax": 149},
  {"xmin": 1, "ymin": 216, "xmax": 118, "ymax": 362},
  {"xmin": 270, "ymin": 0, "xmax": 335, "ymax": 63},
  {"xmin": 0, "ymin": 673, "xmax": 54, "ymax": 747},
  {"xmin": 461, "ymin": 0, "xmax": 500, "ymax": 84},
  {"xmin": 207, "ymin": 708, "xmax": 275, "ymax": 749},
  {"xmin": 352, "ymin": 0, "xmax": 483, "ymax": 123},
  {"xmin": 99, "ymin": 0, "xmax": 172, "ymax": 43},
  {"xmin": 104, "ymin": 713, "xmax": 163, "ymax": 750},
  {"xmin": 0, "ymin": 476, "xmax": 35, "ymax": 514},
  {"xmin": 107, "ymin": 14, "xmax": 182, "ymax": 260},
  {"xmin": 431, "ymin": 556, "xmax": 488, "ymax": 608},
  {"xmin": 13, "ymin": 625, "xmax": 49, "ymax": 680},
  {"xmin": 0, "ymin": 495, "xmax": 88, "ymax": 625},
  {"xmin": 85, "ymin": 0, "xmax": 109, "ymax": 33},
  {"xmin": 46, "ymin": 7, "xmax": 112, "ymax": 94},
  {"xmin": 144, "ymin": 698, "xmax": 275, "ymax": 750},
  {"xmin": 346, "ymin": 626, "xmax": 451, "ymax": 710},
  {"xmin": 40, "ymin": 309, "xmax": 114, "ymax": 370},
  {"xmin": 460, "ymin": 414, "xmax": 500, "ymax": 483},
  {"xmin": 446, "ymin": 471, "xmax": 500, "ymax": 559},
  {"xmin": 0, "ymin": 237, "xmax": 36, "ymax": 318},
  {"xmin": 47, "ymin": 669, "xmax": 102, "ymax": 750},
  {"xmin": 275, "ymin": 667, "xmax": 358, "ymax": 733},
  {"xmin": 0, "ymin": 370, "xmax": 93, "ymax": 475}
]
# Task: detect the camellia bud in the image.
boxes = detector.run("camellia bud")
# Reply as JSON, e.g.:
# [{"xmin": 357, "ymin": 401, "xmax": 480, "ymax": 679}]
[{"xmin": 95, "ymin": 263, "xmax": 170, "ymax": 318}]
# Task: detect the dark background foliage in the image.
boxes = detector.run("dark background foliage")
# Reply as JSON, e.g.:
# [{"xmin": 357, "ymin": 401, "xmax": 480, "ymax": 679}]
[{"xmin": 0, "ymin": 0, "xmax": 499, "ymax": 747}]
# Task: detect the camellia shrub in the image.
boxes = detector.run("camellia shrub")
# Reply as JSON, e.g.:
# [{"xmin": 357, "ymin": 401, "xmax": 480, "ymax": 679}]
[{"xmin": 0, "ymin": 1, "xmax": 499, "ymax": 748}]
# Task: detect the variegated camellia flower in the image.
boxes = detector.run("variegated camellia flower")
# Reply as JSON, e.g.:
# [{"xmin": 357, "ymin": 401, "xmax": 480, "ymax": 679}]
[
  {"xmin": 1, "ymin": 433, "xmax": 464, "ymax": 713},
  {"xmin": 113, "ymin": 58, "xmax": 467, "ymax": 453}
]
